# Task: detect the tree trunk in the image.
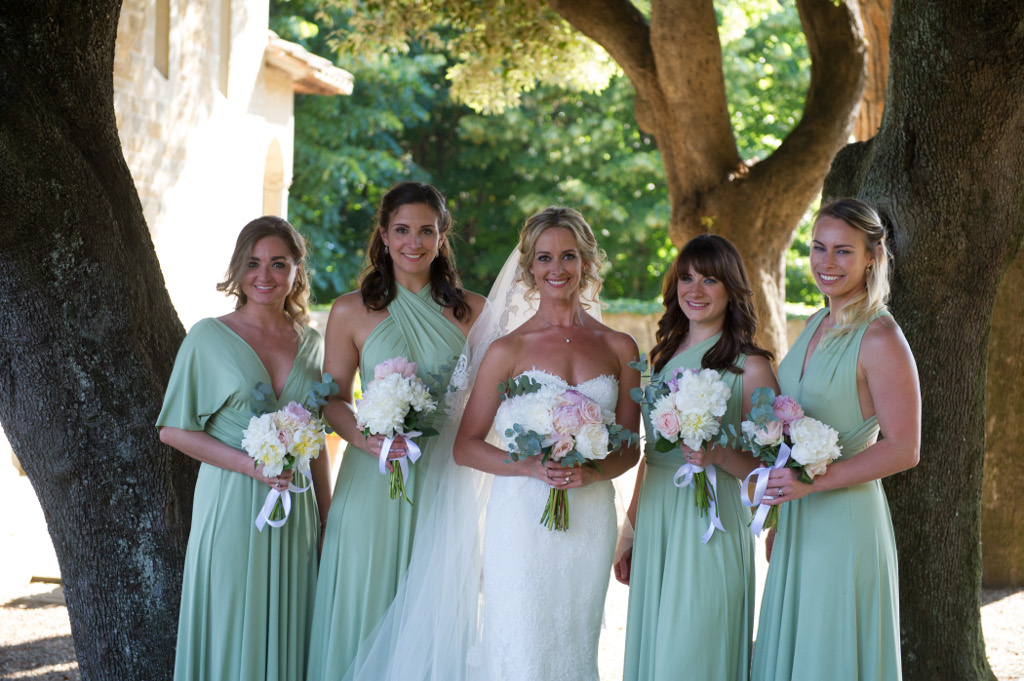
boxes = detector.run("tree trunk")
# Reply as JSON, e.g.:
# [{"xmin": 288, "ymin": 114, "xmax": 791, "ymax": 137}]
[
  {"xmin": 547, "ymin": 0, "xmax": 868, "ymax": 359},
  {"xmin": 983, "ymin": 250, "xmax": 1024, "ymax": 587},
  {"xmin": 854, "ymin": 0, "xmax": 890, "ymax": 140},
  {"xmin": 823, "ymin": 1, "xmax": 1024, "ymax": 678},
  {"xmin": 0, "ymin": 2, "xmax": 195, "ymax": 679}
]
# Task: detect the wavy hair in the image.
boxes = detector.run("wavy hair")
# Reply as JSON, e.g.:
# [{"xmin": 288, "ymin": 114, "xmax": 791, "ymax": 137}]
[
  {"xmin": 216, "ymin": 216, "xmax": 310, "ymax": 331},
  {"xmin": 359, "ymin": 181, "xmax": 471, "ymax": 321},
  {"xmin": 516, "ymin": 206, "xmax": 605, "ymax": 306},
  {"xmin": 816, "ymin": 197, "xmax": 891, "ymax": 341},
  {"xmin": 649, "ymin": 234, "xmax": 772, "ymax": 374}
]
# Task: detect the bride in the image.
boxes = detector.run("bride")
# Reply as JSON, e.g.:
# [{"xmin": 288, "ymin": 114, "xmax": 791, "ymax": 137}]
[{"xmin": 454, "ymin": 206, "xmax": 641, "ymax": 680}]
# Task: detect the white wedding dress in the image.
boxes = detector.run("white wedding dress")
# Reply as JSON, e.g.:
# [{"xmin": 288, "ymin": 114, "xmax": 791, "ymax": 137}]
[{"xmin": 479, "ymin": 369, "xmax": 619, "ymax": 681}]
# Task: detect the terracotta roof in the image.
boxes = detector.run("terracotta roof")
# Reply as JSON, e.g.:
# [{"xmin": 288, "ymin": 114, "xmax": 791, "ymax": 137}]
[{"xmin": 265, "ymin": 31, "xmax": 354, "ymax": 96}]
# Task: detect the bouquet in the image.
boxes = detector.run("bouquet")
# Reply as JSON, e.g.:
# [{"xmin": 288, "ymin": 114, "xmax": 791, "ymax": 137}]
[
  {"xmin": 630, "ymin": 358, "xmax": 733, "ymax": 542},
  {"xmin": 736, "ymin": 388, "xmax": 842, "ymax": 536},
  {"xmin": 242, "ymin": 373, "xmax": 338, "ymax": 531},
  {"xmin": 495, "ymin": 374, "xmax": 638, "ymax": 531},
  {"xmin": 355, "ymin": 356, "xmax": 443, "ymax": 505}
]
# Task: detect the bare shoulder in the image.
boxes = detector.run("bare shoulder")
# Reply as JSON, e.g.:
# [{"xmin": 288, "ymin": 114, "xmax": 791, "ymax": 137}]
[
  {"xmin": 587, "ymin": 316, "xmax": 640, "ymax": 365},
  {"xmin": 330, "ymin": 290, "xmax": 368, "ymax": 318},
  {"xmin": 742, "ymin": 354, "xmax": 777, "ymax": 382},
  {"xmin": 462, "ymin": 290, "xmax": 489, "ymax": 326},
  {"xmin": 861, "ymin": 314, "xmax": 916, "ymax": 373}
]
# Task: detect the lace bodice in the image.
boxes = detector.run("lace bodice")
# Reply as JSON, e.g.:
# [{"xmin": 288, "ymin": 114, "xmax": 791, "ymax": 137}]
[{"xmin": 517, "ymin": 368, "xmax": 619, "ymax": 413}]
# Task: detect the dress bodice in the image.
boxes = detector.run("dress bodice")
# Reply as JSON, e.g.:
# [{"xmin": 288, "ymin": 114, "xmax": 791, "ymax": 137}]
[{"xmin": 516, "ymin": 368, "xmax": 619, "ymax": 413}]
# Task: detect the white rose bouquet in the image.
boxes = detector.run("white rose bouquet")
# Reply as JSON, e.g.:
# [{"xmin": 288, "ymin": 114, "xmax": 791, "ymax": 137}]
[
  {"xmin": 630, "ymin": 358, "xmax": 733, "ymax": 538},
  {"xmin": 495, "ymin": 375, "xmax": 638, "ymax": 531},
  {"xmin": 356, "ymin": 356, "xmax": 441, "ymax": 505},
  {"xmin": 736, "ymin": 387, "xmax": 842, "ymax": 536},
  {"xmin": 242, "ymin": 373, "xmax": 338, "ymax": 531}
]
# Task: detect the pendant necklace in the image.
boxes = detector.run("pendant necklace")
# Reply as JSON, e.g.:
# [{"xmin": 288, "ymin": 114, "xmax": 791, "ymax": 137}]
[{"xmin": 541, "ymin": 314, "xmax": 583, "ymax": 343}]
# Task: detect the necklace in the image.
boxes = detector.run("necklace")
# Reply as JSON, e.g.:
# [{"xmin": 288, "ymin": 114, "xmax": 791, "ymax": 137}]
[{"xmin": 539, "ymin": 314, "xmax": 583, "ymax": 343}]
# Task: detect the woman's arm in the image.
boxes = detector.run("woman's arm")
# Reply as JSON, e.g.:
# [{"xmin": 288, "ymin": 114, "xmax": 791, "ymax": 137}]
[
  {"xmin": 765, "ymin": 318, "xmax": 921, "ymax": 502},
  {"xmin": 454, "ymin": 339, "xmax": 551, "ymax": 481},
  {"xmin": 309, "ymin": 444, "xmax": 332, "ymax": 525},
  {"xmin": 688, "ymin": 354, "xmax": 779, "ymax": 479},
  {"xmin": 158, "ymin": 426, "xmax": 291, "ymax": 489}
]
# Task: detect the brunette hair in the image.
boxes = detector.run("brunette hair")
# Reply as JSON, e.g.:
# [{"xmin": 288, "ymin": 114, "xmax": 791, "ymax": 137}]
[
  {"xmin": 516, "ymin": 206, "xmax": 605, "ymax": 304},
  {"xmin": 216, "ymin": 216, "xmax": 310, "ymax": 330},
  {"xmin": 649, "ymin": 234, "xmax": 772, "ymax": 374},
  {"xmin": 359, "ymin": 181, "xmax": 470, "ymax": 321},
  {"xmin": 815, "ymin": 198, "xmax": 891, "ymax": 341}
]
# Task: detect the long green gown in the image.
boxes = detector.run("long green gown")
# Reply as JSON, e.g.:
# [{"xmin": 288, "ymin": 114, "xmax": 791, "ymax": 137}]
[
  {"xmin": 751, "ymin": 309, "xmax": 901, "ymax": 681},
  {"xmin": 623, "ymin": 333, "xmax": 755, "ymax": 681},
  {"xmin": 156, "ymin": 318, "xmax": 325, "ymax": 681},
  {"xmin": 306, "ymin": 284, "xmax": 465, "ymax": 681}
]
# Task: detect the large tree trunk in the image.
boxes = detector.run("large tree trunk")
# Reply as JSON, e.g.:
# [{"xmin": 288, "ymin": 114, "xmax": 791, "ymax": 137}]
[
  {"xmin": 823, "ymin": 1, "xmax": 1024, "ymax": 678},
  {"xmin": 853, "ymin": 0, "xmax": 890, "ymax": 140},
  {"xmin": 547, "ymin": 0, "xmax": 867, "ymax": 358},
  {"xmin": 983, "ymin": 250, "xmax": 1024, "ymax": 587},
  {"xmin": 0, "ymin": 1, "xmax": 195, "ymax": 679}
]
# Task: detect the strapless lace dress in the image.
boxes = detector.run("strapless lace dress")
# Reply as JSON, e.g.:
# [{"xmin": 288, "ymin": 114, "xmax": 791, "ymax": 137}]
[{"xmin": 478, "ymin": 369, "xmax": 619, "ymax": 681}]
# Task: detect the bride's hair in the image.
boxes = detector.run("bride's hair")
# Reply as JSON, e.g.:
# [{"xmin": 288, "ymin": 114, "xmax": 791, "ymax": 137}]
[
  {"xmin": 359, "ymin": 181, "xmax": 471, "ymax": 321},
  {"xmin": 516, "ymin": 206, "xmax": 605, "ymax": 304},
  {"xmin": 815, "ymin": 197, "xmax": 891, "ymax": 341},
  {"xmin": 649, "ymin": 234, "xmax": 772, "ymax": 374},
  {"xmin": 217, "ymin": 215, "xmax": 310, "ymax": 332}
]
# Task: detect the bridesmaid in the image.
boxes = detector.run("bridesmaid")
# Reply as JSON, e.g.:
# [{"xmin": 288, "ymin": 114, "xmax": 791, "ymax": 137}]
[
  {"xmin": 616, "ymin": 234, "xmax": 777, "ymax": 681},
  {"xmin": 157, "ymin": 216, "xmax": 330, "ymax": 681},
  {"xmin": 750, "ymin": 198, "xmax": 920, "ymax": 680},
  {"xmin": 307, "ymin": 182, "xmax": 486, "ymax": 681}
]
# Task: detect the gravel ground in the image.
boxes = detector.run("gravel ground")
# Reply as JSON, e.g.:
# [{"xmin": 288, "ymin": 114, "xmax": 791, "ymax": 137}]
[{"xmin": 2, "ymin": 467, "xmax": 1021, "ymax": 680}]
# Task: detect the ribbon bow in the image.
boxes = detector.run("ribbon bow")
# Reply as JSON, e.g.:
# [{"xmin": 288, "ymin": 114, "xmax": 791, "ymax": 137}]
[
  {"xmin": 255, "ymin": 463, "xmax": 312, "ymax": 532},
  {"xmin": 378, "ymin": 431, "xmax": 424, "ymax": 479},
  {"xmin": 741, "ymin": 442, "xmax": 791, "ymax": 538},
  {"xmin": 673, "ymin": 462, "xmax": 725, "ymax": 544}
]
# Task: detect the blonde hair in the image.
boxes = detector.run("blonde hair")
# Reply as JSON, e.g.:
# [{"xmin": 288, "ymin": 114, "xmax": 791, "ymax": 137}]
[
  {"xmin": 816, "ymin": 198, "xmax": 890, "ymax": 341},
  {"xmin": 217, "ymin": 216, "xmax": 311, "ymax": 331},
  {"xmin": 517, "ymin": 206, "xmax": 605, "ymax": 304}
]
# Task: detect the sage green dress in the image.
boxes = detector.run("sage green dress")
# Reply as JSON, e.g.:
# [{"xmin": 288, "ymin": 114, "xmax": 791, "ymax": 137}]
[
  {"xmin": 623, "ymin": 333, "xmax": 755, "ymax": 681},
  {"xmin": 751, "ymin": 309, "xmax": 901, "ymax": 681},
  {"xmin": 307, "ymin": 284, "xmax": 465, "ymax": 681},
  {"xmin": 156, "ymin": 318, "xmax": 325, "ymax": 681}
]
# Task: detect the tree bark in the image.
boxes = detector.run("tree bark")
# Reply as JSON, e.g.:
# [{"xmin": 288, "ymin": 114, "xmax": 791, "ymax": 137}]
[
  {"xmin": 983, "ymin": 250, "xmax": 1024, "ymax": 587},
  {"xmin": 0, "ymin": 1, "xmax": 194, "ymax": 679},
  {"xmin": 854, "ymin": 0, "xmax": 890, "ymax": 140},
  {"xmin": 548, "ymin": 0, "xmax": 867, "ymax": 357},
  {"xmin": 823, "ymin": 1, "xmax": 1024, "ymax": 677}
]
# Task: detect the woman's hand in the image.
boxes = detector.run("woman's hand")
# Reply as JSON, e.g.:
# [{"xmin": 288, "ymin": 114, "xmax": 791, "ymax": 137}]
[
  {"xmin": 761, "ymin": 467, "xmax": 811, "ymax": 505},
  {"xmin": 614, "ymin": 546, "xmax": 633, "ymax": 585},
  {"xmin": 363, "ymin": 434, "xmax": 409, "ymax": 471},
  {"xmin": 542, "ymin": 460, "xmax": 599, "ymax": 489},
  {"xmin": 253, "ymin": 464, "xmax": 294, "ymax": 492},
  {"xmin": 682, "ymin": 445, "xmax": 718, "ymax": 469}
]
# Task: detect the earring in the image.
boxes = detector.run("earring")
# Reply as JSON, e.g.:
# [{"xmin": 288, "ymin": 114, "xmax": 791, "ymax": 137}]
[{"xmin": 384, "ymin": 245, "xmax": 390, "ymax": 255}]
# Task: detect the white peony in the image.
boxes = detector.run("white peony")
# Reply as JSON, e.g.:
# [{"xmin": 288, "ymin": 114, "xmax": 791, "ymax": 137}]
[
  {"xmin": 673, "ymin": 369, "xmax": 730, "ymax": 419},
  {"xmin": 788, "ymin": 417, "xmax": 842, "ymax": 478},
  {"xmin": 241, "ymin": 413, "xmax": 288, "ymax": 476},
  {"xmin": 678, "ymin": 410, "xmax": 721, "ymax": 452},
  {"xmin": 575, "ymin": 422, "xmax": 611, "ymax": 460}
]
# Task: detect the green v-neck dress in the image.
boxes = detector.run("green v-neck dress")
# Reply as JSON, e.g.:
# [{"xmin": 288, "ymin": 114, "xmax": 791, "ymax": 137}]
[
  {"xmin": 623, "ymin": 333, "xmax": 755, "ymax": 681},
  {"xmin": 157, "ymin": 318, "xmax": 325, "ymax": 681},
  {"xmin": 306, "ymin": 284, "xmax": 466, "ymax": 681},
  {"xmin": 751, "ymin": 309, "xmax": 901, "ymax": 681}
]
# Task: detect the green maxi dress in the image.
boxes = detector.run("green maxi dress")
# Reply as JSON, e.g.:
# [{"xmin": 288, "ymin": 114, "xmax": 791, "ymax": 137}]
[
  {"xmin": 156, "ymin": 318, "xmax": 325, "ymax": 681},
  {"xmin": 623, "ymin": 333, "xmax": 755, "ymax": 681},
  {"xmin": 306, "ymin": 284, "xmax": 466, "ymax": 681},
  {"xmin": 751, "ymin": 309, "xmax": 901, "ymax": 681}
]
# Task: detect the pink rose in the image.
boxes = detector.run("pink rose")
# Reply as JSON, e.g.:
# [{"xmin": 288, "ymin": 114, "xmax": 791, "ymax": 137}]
[
  {"xmin": 654, "ymin": 408, "xmax": 681, "ymax": 440},
  {"xmin": 375, "ymin": 356, "xmax": 418, "ymax": 380},
  {"xmin": 552, "ymin": 404, "xmax": 583, "ymax": 436},
  {"xmin": 753, "ymin": 419, "xmax": 785, "ymax": 447},
  {"xmin": 551, "ymin": 436, "xmax": 575, "ymax": 461},
  {"xmin": 772, "ymin": 395, "xmax": 804, "ymax": 428},
  {"xmin": 277, "ymin": 428, "xmax": 293, "ymax": 449},
  {"xmin": 579, "ymin": 399, "xmax": 604, "ymax": 426},
  {"xmin": 281, "ymin": 401, "xmax": 312, "ymax": 426}
]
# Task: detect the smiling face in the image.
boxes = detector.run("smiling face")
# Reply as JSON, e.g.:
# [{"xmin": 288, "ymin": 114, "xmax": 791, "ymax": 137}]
[
  {"xmin": 242, "ymin": 235, "xmax": 298, "ymax": 308},
  {"xmin": 810, "ymin": 214, "xmax": 876, "ymax": 309},
  {"xmin": 530, "ymin": 227, "xmax": 583, "ymax": 302},
  {"xmin": 381, "ymin": 203, "xmax": 444, "ymax": 285},
  {"xmin": 676, "ymin": 266, "xmax": 730, "ymax": 328}
]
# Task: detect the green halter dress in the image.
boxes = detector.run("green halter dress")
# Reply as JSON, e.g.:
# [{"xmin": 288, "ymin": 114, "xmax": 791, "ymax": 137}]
[
  {"xmin": 751, "ymin": 309, "xmax": 901, "ymax": 681},
  {"xmin": 623, "ymin": 333, "xmax": 756, "ymax": 681},
  {"xmin": 157, "ymin": 318, "xmax": 325, "ymax": 681},
  {"xmin": 306, "ymin": 284, "xmax": 466, "ymax": 681}
]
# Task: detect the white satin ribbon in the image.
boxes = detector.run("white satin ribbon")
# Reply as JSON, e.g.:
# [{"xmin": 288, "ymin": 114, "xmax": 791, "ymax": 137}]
[
  {"xmin": 741, "ymin": 442, "xmax": 791, "ymax": 538},
  {"xmin": 673, "ymin": 462, "xmax": 726, "ymax": 544},
  {"xmin": 255, "ymin": 463, "xmax": 313, "ymax": 532},
  {"xmin": 378, "ymin": 431, "xmax": 423, "ymax": 480}
]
